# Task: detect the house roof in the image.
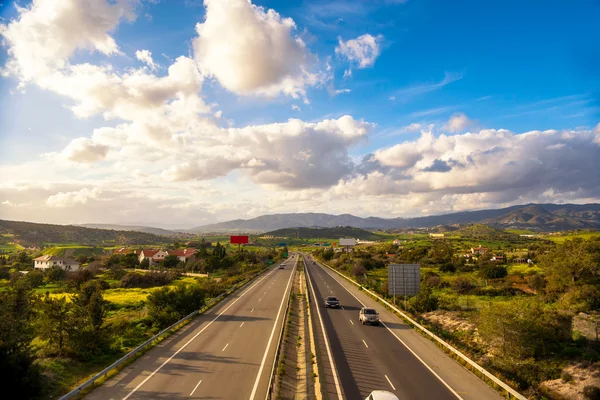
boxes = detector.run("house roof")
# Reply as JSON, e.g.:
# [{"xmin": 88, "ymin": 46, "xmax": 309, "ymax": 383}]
[
  {"xmin": 140, "ymin": 249, "xmax": 159, "ymax": 257},
  {"xmin": 167, "ymin": 249, "xmax": 197, "ymax": 257},
  {"xmin": 34, "ymin": 255, "xmax": 78, "ymax": 264}
]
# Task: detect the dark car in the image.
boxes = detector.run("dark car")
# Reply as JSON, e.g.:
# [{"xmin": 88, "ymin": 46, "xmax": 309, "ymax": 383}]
[{"xmin": 325, "ymin": 296, "xmax": 340, "ymax": 308}]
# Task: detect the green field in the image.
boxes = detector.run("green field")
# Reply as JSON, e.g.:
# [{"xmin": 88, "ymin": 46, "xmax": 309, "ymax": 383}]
[{"xmin": 543, "ymin": 231, "xmax": 600, "ymax": 243}]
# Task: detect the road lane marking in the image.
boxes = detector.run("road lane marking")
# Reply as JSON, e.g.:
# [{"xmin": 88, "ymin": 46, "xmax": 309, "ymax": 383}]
[
  {"xmin": 264, "ymin": 291, "xmax": 267, "ymax": 294},
  {"xmin": 313, "ymin": 260, "xmax": 464, "ymax": 400},
  {"xmin": 122, "ymin": 266, "xmax": 280, "ymax": 400},
  {"xmin": 304, "ymin": 257, "xmax": 344, "ymax": 400},
  {"xmin": 240, "ymin": 322, "xmax": 245, "ymax": 327},
  {"xmin": 385, "ymin": 375, "xmax": 396, "ymax": 391},
  {"xmin": 190, "ymin": 379, "xmax": 202, "ymax": 396},
  {"xmin": 259, "ymin": 298, "xmax": 262, "ymax": 302},
  {"xmin": 363, "ymin": 340, "xmax": 369, "ymax": 348},
  {"xmin": 249, "ymin": 257, "xmax": 297, "ymax": 400},
  {"xmin": 349, "ymin": 319, "xmax": 354, "ymax": 325},
  {"xmin": 222, "ymin": 343, "xmax": 229, "ymax": 352},
  {"xmin": 251, "ymin": 308, "xmax": 255, "ymax": 312},
  {"xmin": 341, "ymin": 306, "xmax": 345, "ymax": 310}
]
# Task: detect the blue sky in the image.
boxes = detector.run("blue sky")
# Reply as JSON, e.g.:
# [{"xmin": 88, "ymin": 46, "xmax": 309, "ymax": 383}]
[{"xmin": 0, "ymin": 0, "xmax": 599, "ymax": 227}]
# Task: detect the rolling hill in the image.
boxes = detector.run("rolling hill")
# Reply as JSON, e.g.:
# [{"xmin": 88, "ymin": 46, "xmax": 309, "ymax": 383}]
[
  {"xmin": 78, "ymin": 223, "xmax": 178, "ymax": 236},
  {"xmin": 0, "ymin": 220, "xmax": 173, "ymax": 247},
  {"xmin": 190, "ymin": 203, "xmax": 600, "ymax": 233},
  {"xmin": 263, "ymin": 226, "xmax": 382, "ymax": 240}
]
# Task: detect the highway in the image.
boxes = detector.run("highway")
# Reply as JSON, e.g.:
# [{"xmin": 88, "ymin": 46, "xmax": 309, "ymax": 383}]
[
  {"xmin": 303, "ymin": 254, "xmax": 504, "ymax": 400},
  {"xmin": 86, "ymin": 256, "xmax": 297, "ymax": 400}
]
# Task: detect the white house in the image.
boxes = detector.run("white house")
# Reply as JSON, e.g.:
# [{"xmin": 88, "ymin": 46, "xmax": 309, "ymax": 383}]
[
  {"xmin": 138, "ymin": 249, "xmax": 197, "ymax": 266},
  {"xmin": 33, "ymin": 255, "xmax": 80, "ymax": 271}
]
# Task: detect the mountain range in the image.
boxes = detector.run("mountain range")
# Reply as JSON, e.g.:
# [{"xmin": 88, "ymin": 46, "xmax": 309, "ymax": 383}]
[{"xmin": 189, "ymin": 203, "xmax": 600, "ymax": 233}]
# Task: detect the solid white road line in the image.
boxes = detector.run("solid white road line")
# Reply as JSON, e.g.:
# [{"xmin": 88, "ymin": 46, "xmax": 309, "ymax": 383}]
[
  {"xmin": 385, "ymin": 375, "xmax": 396, "ymax": 391},
  {"xmin": 122, "ymin": 267, "xmax": 279, "ymax": 400},
  {"xmin": 190, "ymin": 379, "xmax": 202, "ymax": 396},
  {"xmin": 240, "ymin": 322, "xmax": 245, "ymax": 327},
  {"xmin": 249, "ymin": 259, "xmax": 297, "ymax": 400},
  {"xmin": 304, "ymin": 259, "xmax": 344, "ymax": 400},
  {"xmin": 349, "ymin": 319, "xmax": 354, "ymax": 325},
  {"xmin": 313, "ymin": 261, "xmax": 464, "ymax": 400},
  {"xmin": 222, "ymin": 343, "xmax": 229, "ymax": 352},
  {"xmin": 363, "ymin": 340, "xmax": 369, "ymax": 348}
]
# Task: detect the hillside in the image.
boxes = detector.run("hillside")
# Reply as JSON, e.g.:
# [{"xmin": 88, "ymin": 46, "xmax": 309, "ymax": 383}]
[
  {"xmin": 191, "ymin": 203, "xmax": 600, "ymax": 233},
  {"xmin": 79, "ymin": 223, "xmax": 177, "ymax": 236},
  {"xmin": 263, "ymin": 226, "xmax": 382, "ymax": 240},
  {"xmin": 0, "ymin": 220, "xmax": 172, "ymax": 247},
  {"xmin": 455, "ymin": 224, "xmax": 521, "ymax": 240}
]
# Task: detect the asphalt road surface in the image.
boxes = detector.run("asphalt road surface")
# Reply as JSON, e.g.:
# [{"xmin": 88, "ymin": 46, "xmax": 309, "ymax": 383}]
[
  {"xmin": 303, "ymin": 254, "xmax": 503, "ymax": 400},
  {"xmin": 86, "ymin": 256, "xmax": 297, "ymax": 400}
]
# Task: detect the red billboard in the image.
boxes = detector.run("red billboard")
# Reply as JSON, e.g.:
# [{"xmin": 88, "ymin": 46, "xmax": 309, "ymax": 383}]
[{"xmin": 230, "ymin": 235, "xmax": 249, "ymax": 244}]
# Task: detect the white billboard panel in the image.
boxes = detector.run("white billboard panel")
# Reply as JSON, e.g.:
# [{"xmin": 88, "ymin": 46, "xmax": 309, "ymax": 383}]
[
  {"xmin": 339, "ymin": 238, "xmax": 356, "ymax": 246},
  {"xmin": 388, "ymin": 264, "xmax": 420, "ymax": 296}
]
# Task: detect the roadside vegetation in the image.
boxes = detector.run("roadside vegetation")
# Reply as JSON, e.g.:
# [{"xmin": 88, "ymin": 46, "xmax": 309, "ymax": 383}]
[
  {"xmin": 0, "ymin": 243, "xmax": 286, "ymax": 398},
  {"xmin": 312, "ymin": 227, "xmax": 600, "ymax": 399}
]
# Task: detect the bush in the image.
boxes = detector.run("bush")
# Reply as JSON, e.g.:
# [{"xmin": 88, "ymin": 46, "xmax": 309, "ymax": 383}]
[
  {"xmin": 561, "ymin": 371, "xmax": 573, "ymax": 383},
  {"xmin": 452, "ymin": 277, "xmax": 475, "ymax": 294},
  {"xmin": 479, "ymin": 264, "xmax": 508, "ymax": 279},
  {"xmin": 105, "ymin": 266, "xmax": 127, "ymax": 280},
  {"xmin": 120, "ymin": 272, "xmax": 179, "ymax": 288},
  {"xmin": 45, "ymin": 266, "xmax": 66, "ymax": 283},
  {"xmin": 423, "ymin": 272, "xmax": 442, "ymax": 287},
  {"xmin": 439, "ymin": 263, "xmax": 456, "ymax": 273},
  {"xmin": 66, "ymin": 269, "xmax": 95, "ymax": 289},
  {"xmin": 584, "ymin": 386, "xmax": 600, "ymax": 400},
  {"xmin": 352, "ymin": 263, "xmax": 367, "ymax": 278},
  {"xmin": 526, "ymin": 274, "xmax": 546, "ymax": 293},
  {"xmin": 558, "ymin": 285, "xmax": 600, "ymax": 312},
  {"xmin": 409, "ymin": 285, "xmax": 438, "ymax": 313},
  {"xmin": 25, "ymin": 270, "xmax": 45, "ymax": 288},
  {"xmin": 147, "ymin": 284, "xmax": 206, "ymax": 328}
]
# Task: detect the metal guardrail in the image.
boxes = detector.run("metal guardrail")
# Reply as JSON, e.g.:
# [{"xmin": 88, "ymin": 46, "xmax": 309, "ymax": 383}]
[
  {"xmin": 316, "ymin": 258, "xmax": 528, "ymax": 400},
  {"xmin": 265, "ymin": 254, "xmax": 298, "ymax": 400},
  {"xmin": 60, "ymin": 268, "xmax": 271, "ymax": 400}
]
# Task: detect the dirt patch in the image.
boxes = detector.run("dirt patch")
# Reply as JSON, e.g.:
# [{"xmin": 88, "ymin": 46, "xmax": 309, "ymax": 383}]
[
  {"xmin": 573, "ymin": 313, "xmax": 600, "ymax": 342},
  {"xmin": 541, "ymin": 364, "xmax": 600, "ymax": 400},
  {"xmin": 421, "ymin": 310, "xmax": 476, "ymax": 333}
]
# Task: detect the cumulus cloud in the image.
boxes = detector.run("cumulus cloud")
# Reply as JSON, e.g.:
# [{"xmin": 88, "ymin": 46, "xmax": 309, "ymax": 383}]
[
  {"xmin": 46, "ymin": 188, "xmax": 101, "ymax": 207},
  {"xmin": 1, "ymin": 0, "xmax": 136, "ymax": 84},
  {"xmin": 135, "ymin": 49, "xmax": 158, "ymax": 70},
  {"xmin": 62, "ymin": 138, "xmax": 110, "ymax": 163},
  {"xmin": 335, "ymin": 34, "xmax": 382, "ymax": 69},
  {"xmin": 193, "ymin": 0, "xmax": 325, "ymax": 101},
  {"xmin": 444, "ymin": 113, "xmax": 474, "ymax": 133}
]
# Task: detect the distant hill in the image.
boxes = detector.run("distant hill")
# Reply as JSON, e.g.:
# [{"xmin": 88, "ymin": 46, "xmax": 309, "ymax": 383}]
[
  {"xmin": 0, "ymin": 220, "xmax": 173, "ymax": 247},
  {"xmin": 191, "ymin": 203, "xmax": 600, "ymax": 233},
  {"xmin": 79, "ymin": 223, "xmax": 177, "ymax": 236},
  {"xmin": 264, "ymin": 227, "xmax": 382, "ymax": 240},
  {"xmin": 455, "ymin": 224, "xmax": 521, "ymax": 240}
]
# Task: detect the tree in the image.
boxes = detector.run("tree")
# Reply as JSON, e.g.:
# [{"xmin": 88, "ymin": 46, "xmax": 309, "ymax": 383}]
[
  {"xmin": 121, "ymin": 253, "xmax": 139, "ymax": 269},
  {"xmin": 45, "ymin": 266, "xmax": 66, "ymax": 283},
  {"xmin": 428, "ymin": 240, "xmax": 454, "ymax": 264},
  {"xmin": 147, "ymin": 284, "xmax": 206, "ymax": 328},
  {"xmin": 25, "ymin": 270, "xmax": 44, "ymax": 288},
  {"xmin": 163, "ymin": 255, "xmax": 180, "ymax": 268},
  {"xmin": 541, "ymin": 238, "xmax": 600, "ymax": 294},
  {"xmin": 409, "ymin": 284, "xmax": 438, "ymax": 313},
  {"xmin": 212, "ymin": 243, "xmax": 226, "ymax": 259},
  {"xmin": 35, "ymin": 293, "xmax": 70, "ymax": 355},
  {"xmin": 526, "ymin": 274, "xmax": 546, "ymax": 293},
  {"xmin": 0, "ymin": 286, "xmax": 43, "ymax": 398},
  {"xmin": 66, "ymin": 285, "xmax": 107, "ymax": 358},
  {"xmin": 140, "ymin": 258, "xmax": 150, "ymax": 270},
  {"xmin": 479, "ymin": 263, "xmax": 508, "ymax": 279},
  {"xmin": 479, "ymin": 300, "xmax": 571, "ymax": 359}
]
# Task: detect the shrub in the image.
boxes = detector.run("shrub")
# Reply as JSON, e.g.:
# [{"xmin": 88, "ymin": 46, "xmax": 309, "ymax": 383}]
[
  {"xmin": 452, "ymin": 277, "xmax": 475, "ymax": 294},
  {"xmin": 45, "ymin": 266, "xmax": 66, "ymax": 283},
  {"xmin": 105, "ymin": 266, "xmax": 127, "ymax": 280},
  {"xmin": 120, "ymin": 272, "xmax": 179, "ymax": 288},
  {"xmin": 25, "ymin": 270, "xmax": 45, "ymax": 288},
  {"xmin": 423, "ymin": 272, "xmax": 442, "ymax": 287},
  {"xmin": 479, "ymin": 264, "xmax": 508, "ymax": 279},
  {"xmin": 147, "ymin": 284, "xmax": 206, "ymax": 328},
  {"xmin": 439, "ymin": 263, "xmax": 456, "ymax": 273},
  {"xmin": 409, "ymin": 285, "xmax": 438, "ymax": 313},
  {"xmin": 561, "ymin": 371, "xmax": 573, "ymax": 383},
  {"xmin": 584, "ymin": 386, "xmax": 600, "ymax": 400},
  {"xmin": 559, "ymin": 285, "xmax": 600, "ymax": 312},
  {"xmin": 352, "ymin": 263, "xmax": 367, "ymax": 278},
  {"xmin": 66, "ymin": 268, "xmax": 95, "ymax": 289},
  {"xmin": 526, "ymin": 274, "xmax": 546, "ymax": 293}
]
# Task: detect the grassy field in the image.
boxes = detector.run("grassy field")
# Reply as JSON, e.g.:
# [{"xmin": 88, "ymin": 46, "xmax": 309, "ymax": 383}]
[
  {"xmin": 543, "ymin": 231, "xmax": 600, "ymax": 243},
  {"xmin": 41, "ymin": 246, "xmax": 108, "ymax": 257}
]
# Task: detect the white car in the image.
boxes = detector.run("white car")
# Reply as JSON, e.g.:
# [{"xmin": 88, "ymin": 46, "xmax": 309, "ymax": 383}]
[
  {"xmin": 366, "ymin": 390, "xmax": 399, "ymax": 400},
  {"xmin": 359, "ymin": 307, "xmax": 380, "ymax": 325}
]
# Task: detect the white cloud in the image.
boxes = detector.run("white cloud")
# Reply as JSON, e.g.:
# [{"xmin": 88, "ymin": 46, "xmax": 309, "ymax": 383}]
[
  {"xmin": 62, "ymin": 137, "xmax": 110, "ymax": 163},
  {"xmin": 335, "ymin": 33, "xmax": 382, "ymax": 69},
  {"xmin": 46, "ymin": 188, "xmax": 101, "ymax": 207},
  {"xmin": 388, "ymin": 95, "xmax": 396, "ymax": 101},
  {"xmin": 334, "ymin": 88, "xmax": 351, "ymax": 95},
  {"xmin": 192, "ymin": 0, "xmax": 325, "ymax": 101},
  {"xmin": 291, "ymin": 104, "xmax": 301, "ymax": 111},
  {"xmin": 135, "ymin": 49, "xmax": 158, "ymax": 70},
  {"xmin": 1, "ymin": 0, "xmax": 136, "ymax": 84},
  {"xmin": 444, "ymin": 113, "xmax": 473, "ymax": 133}
]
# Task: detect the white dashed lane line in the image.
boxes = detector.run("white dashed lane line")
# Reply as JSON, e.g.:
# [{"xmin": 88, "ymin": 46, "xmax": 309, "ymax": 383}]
[
  {"xmin": 240, "ymin": 322, "xmax": 244, "ymax": 327},
  {"xmin": 363, "ymin": 340, "xmax": 369, "ymax": 348},
  {"xmin": 385, "ymin": 375, "xmax": 396, "ymax": 391},
  {"xmin": 190, "ymin": 380, "xmax": 202, "ymax": 396},
  {"xmin": 222, "ymin": 343, "xmax": 229, "ymax": 352}
]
